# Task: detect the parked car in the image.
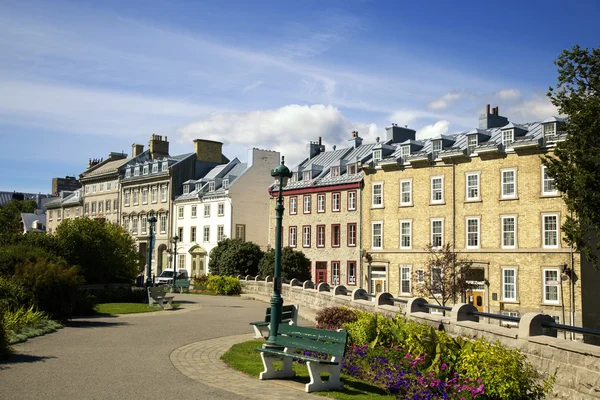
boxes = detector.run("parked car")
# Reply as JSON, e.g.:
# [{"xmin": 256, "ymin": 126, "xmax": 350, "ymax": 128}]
[{"xmin": 156, "ymin": 268, "xmax": 189, "ymax": 286}]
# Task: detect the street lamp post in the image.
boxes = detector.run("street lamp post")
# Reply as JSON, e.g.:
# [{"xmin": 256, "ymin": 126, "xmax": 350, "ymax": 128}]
[
  {"xmin": 171, "ymin": 235, "xmax": 179, "ymax": 293},
  {"xmin": 146, "ymin": 216, "xmax": 157, "ymax": 288},
  {"xmin": 266, "ymin": 156, "xmax": 292, "ymax": 347}
]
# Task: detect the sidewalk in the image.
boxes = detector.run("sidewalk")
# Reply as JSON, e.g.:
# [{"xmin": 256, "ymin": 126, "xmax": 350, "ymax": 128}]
[{"xmin": 170, "ymin": 333, "xmax": 320, "ymax": 399}]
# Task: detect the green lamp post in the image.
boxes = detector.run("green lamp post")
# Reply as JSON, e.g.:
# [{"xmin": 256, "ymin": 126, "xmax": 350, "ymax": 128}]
[
  {"xmin": 266, "ymin": 156, "xmax": 293, "ymax": 347},
  {"xmin": 171, "ymin": 235, "xmax": 179, "ymax": 293},
  {"xmin": 146, "ymin": 216, "xmax": 157, "ymax": 287}
]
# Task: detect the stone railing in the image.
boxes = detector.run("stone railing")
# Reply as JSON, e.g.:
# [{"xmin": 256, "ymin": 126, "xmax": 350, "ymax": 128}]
[{"xmin": 239, "ymin": 276, "xmax": 600, "ymax": 400}]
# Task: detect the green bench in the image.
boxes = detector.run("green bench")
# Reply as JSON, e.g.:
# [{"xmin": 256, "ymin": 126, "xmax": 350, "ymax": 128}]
[
  {"xmin": 171, "ymin": 279, "xmax": 190, "ymax": 293},
  {"xmin": 147, "ymin": 286, "xmax": 175, "ymax": 309},
  {"xmin": 249, "ymin": 304, "xmax": 298, "ymax": 339},
  {"xmin": 255, "ymin": 324, "xmax": 348, "ymax": 393}
]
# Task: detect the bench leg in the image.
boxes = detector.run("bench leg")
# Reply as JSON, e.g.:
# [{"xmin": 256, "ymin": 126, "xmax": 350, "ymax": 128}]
[
  {"xmin": 165, "ymin": 298, "xmax": 174, "ymax": 308},
  {"xmin": 252, "ymin": 325, "xmax": 267, "ymax": 339},
  {"xmin": 157, "ymin": 298, "xmax": 165, "ymax": 309},
  {"xmin": 259, "ymin": 352, "xmax": 295, "ymax": 380},
  {"xmin": 305, "ymin": 362, "xmax": 343, "ymax": 393}
]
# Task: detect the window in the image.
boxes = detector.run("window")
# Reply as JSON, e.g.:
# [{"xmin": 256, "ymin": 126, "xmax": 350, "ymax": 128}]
[
  {"xmin": 501, "ymin": 169, "xmax": 517, "ymax": 199},
  {"xmin": 501, "ymin": 311, "xmax": 519, "ymax": 327},
  {"xmin": 347, "ymin": 223, "xmax": 357, "ymax": 247},
  {"xmin": 92, "ymin": 184, "xmax": 97, "ymax": 193},
  {"xmin": 431, "ymin": 267, "xmax": 442, "ymax": 296},
  {"xmin": 125, "ymin": 168, "xmax": 131, "ymax": 178},
  {"xmin": 417, "ymin": 269, "xmax": 425, "ymax": 284},
  {"xmin": 400, "ymin": 179, "xmax": 412, "ymax": 206},
  {"xmin": 467, "ymin": 135, "xmax": 478, "ymax": 154},
  {"xmin": 84, "ymin": 203, "xmax": 89, "ymax": 215},
  {"xmin": 431, "ymin": 219, "xmax": 443, "ymax": 248},
  {"xmin": 400, "ymin": 145, "xmax": 410, "ymax": 161},
  {"xmin": 466, "ymin": 173, "xmax": 480, "ymax": 201},
  {"xmin": 99, "ymin": 183, "xmax": 104, "ymax": 192},
  {"xmin": 222, "ymin": 179, "xmax": 229, "ymax": 189},
  {"xmin": 432, "ymin": 140, "xmax": 442, "ymax": 158},
  {"xmin": 124, "ymin": 218, "xmax": 130, "ymax": 231},
  {"xmin": 152, "ymin": 162, "xmax": 158, "ymax": 173},
  {"xmin": 85, "ymin": 185, "xmax": 89, "ymax": 194},
  {"xmin": 151, "ymin": 187, "xmax": 157, "ymax": 203},
  {"xmin": 191, "ymin": 206, "xmax": 197, "ymax": 218},
  {"xmin": 502, "ymin": 268, "xmax": 517, "ymax": 301},
  {"xmin": 317, "ymin": 194, "xmax": 325, "ymax": 213},
  {"xmin": 543, "ymin": 214, "xmax": 559, "ymax": 248},
  {"xmin": 303, "ymin": 195, "xmax": 311, "ymax": 214},
  {"xmin": 203, "ymin": 226, "xmax": 210, "ymax": 242},
  {"xmin": 107, "ymin": 182, "xmax": 112, "ymax": 191},
  {"xmin": 542, "ymin": 166, "xmax": 558, "ymax": 195},
  {"xmin": 400, "ymin": 220, "xmax": 412, "ymax": 249},
  {"xmin": 57, "ymin": 209, "xmax": 62, "ymax": 220},
  {"xmin": 132, "ymin": 217, "xmax": 138, "ymax": 234},
  {"xmin": 162, "ymin": 161, "xmax": 168, "ymax": 171},
  {"xmin": 332, "ymin": 192, "xmax": 341, "ymax": 212},
  {"xmin": 91, "ymin": 202, "xmax": 96, "ymax": 214},
  {"xmin": 502, "ymin": 129, "xmax": 514, "ymax": 149},
  {"xmin": 177, "ymin": 254, "xmax": 186, "ymax": 272},
  {"xmin": 543, "ymin": 269, "xmax": 560, "ymax": 304},
  {"xmin": 183, "ymin": 185, "xmax": 189, "ymax": 195},
  {"xmin": 543, "ymin": 123, "xmax": 556, "ymax": 138},
  {"xmin": 348, "ymin": 191, "xmax": 357, "ymax": 211},
  {"xmin": 502, "ymin": 216, "xmax": 517, "ymax": 248},
  {"xmin": 209, "ymin": 181, "xmax": 215, "ymax": 192},
  {"xmin": 105, "ymin": 200, "xmax": 111, "ymax": 213},
  {"xmin": 142, "ymin": 188, "xmax": 148, "ymax": 204},
  {"xmin": 332, "ymin": 261, "xmax": 340, "ymax": 286},
  {"xmin": 161, "ymin": 186, "xmax": 167, "ymax": 202},
  {"xmin": 348, "ymin": 164, "xmax": 357, "ymax": 175},
  {"xmin": 218, "ymin": 203, "xmax": 224, "ymax": 216},
  {"xmin": 178, "ymin": 226, "xmax": 184, "ymax": 240},
  {"xmin": 178, "ymin": 206, "xmax": 184, "ymax": 219},
  {"xmin": 466, "ymin": 217, "xmax": 480, "ymax": 249},
  {"xmin": 303, "ymin": 226, "xmax": 311, "ymax": 248},
  {"xmin": 372, "ymin": 182, "xmax": 383, "ymax": 207},
  {"xmin": 347, "ymin": 261, "xmax": 356, "ymax": 285},
  {"xmin": 133, "ymin": 190, "xmax": 139, "ymax": 205},
  {"xmin": 431, "ymin": 176, "xmax": 444, "ymax": 204},
  {"xmin": 217, "ymin": 225, "xmax": 225, "ymax": 241},
  {"xmin": 331, "ymin": 224, "xmax": 341, "ymax": 247},
  {"xmin": 160, "ymin": 214, "xmax": 167, "ymax": 233},
  {"xmin": 303, "ymin": 171, "xmax": 311, "ymax": 181},
  {"xmin": 400, "ymin": 265, "xmax": 411, "ymax": 295},
  {"xmin": 190, "ymin": 227, "xmax": 196, "ymax": 242},
  {"xmin": 113, "ymin": 199, "xmax": 118, "ymax": 212},
  {"xmin": 289, "ymin": 226, "xmax": 297, "ymax": 247},
  {"xmin": 134, "ymin": 166, "xmax": 140, "ymax": 176},
  {"xmin": 141, "ymin": 216, "xmax": 147, "ymax": 234},
  {"xmin": 331, "ymin": 167, "xmax": 340, "ymax": 177},
  {"xmin": 289, "ymin": 197, "xmax": 297, "ymax": 214},
  {"xmin": 65, "ymin": 209, "xmax": 70, "ymax": 218},
  {"xmin": 317, "ymin": 225, "xmax": 325, "ymax": 247},
  {"xmin": 233, "ymin": 224, "xmax": 245, "ymax": 241},
  {"xmin": 372, "ymin": 221, "xmax": 383, "ymax": 249},
  {"xmin": 75, "ymin": 208, "xmax": 79, "ymax": 217},
  {"xmin": 373, "ymin": 149, "xmax": 382, "ymax": 162},
  {"xmin": 49, "ymin": 210, "xmax": 53, "ymax": 220},
  {"xmin": 204, "ymin": 204, "xmax": 210, "ymax": 217}
]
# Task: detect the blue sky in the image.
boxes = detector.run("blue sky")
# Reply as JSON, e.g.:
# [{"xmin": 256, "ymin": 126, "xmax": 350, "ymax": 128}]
[{"xmin": 1, "ymin": 0, "xmax": 599, "ymax": 193}]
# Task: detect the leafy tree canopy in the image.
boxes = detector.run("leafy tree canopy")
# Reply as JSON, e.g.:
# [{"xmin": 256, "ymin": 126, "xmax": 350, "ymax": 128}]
[
  {"xmin": 258, "ymin": 246, "xmax": 311, "ymax": 281},
  {"xmin": 543, "ymin": 45, "xmax": 600, "ymax": 267},
  {"xmin": 0, "ymin": 199, "xmax": 37, "ymax": 235},
  {"xmin": 209, "ymin": 238, "xmax": 263, "ymax": 276}
]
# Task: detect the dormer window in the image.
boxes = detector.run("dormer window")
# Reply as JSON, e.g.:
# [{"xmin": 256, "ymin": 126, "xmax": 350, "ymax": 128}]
[
  {"xmin": 152, "ymin": 162, "xmax": 158, "ymax": 173},
  {"xmin": 303, "ymin": 171, "xmax": 311, "ymax": 181},
  {"xmin": 373, "ymin": 149, "xmax": 382, "ymax": 162},
  {"xmin": 162, "ymin": 161, "xmax": 168, "ymax": 171},
  {"xmin": 134, "ymin": 166, "xmax": 140, "ymax": 176},
  {"xmin": 432, "ymin": 140, "xmax": 442, "ymax": 159},
  {"xmin": 209, "ymin": 181, "xmax": 215, "ymax": 192},
  {"xmin": 183, "ymin": 184, "xmax": 189, "ymax": 194},
  {"xmin": 502, "ymin": 129, "xmax": 514, "ymax": 149},
  {"xmin": 195, "ymin": 183, "xmax": 200, "ymax": 191},
  {"xmin": 348, "ymin": 164, "xmax": 357, "ymax": 175},
  {"xmin": 125, "ymin": 168, "xmax": 131, "ymax": 178},
  {"xmin": 222, "ymin": 179, "xmax": 229, "ymax": 189},
  {"xmin": 543, "ymin": 123, "xmax": 556, "ymax": 138},
  {"xmin": 291, "ymin": 173, "xmax": 297, "ymax": 182},
  {"xmin": 143, "ymin": 165, "xmax": 149, "ymax": 175},
  {"xmin": 331, "ymin": 167, "xmax": 340, "ymax": 177},
  {"xmin": 401, "ymin": 145, "xmax": 410, "ymax": 160},
  {"xmin": 468, "ymin": 135, "xmax": 478, "ymax": 154}
]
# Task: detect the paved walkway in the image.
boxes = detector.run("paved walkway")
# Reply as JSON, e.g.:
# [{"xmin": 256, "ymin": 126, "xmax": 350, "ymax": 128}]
[{"xmin": 0, "ymin": 294, "xmax": 317, "ymax": 400}]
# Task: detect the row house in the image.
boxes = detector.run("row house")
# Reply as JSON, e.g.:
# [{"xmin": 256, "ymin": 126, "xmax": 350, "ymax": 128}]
[
  {"xmin": 173, "ymin": 148, "xmax": 280, "ymax": 277},
  {"xmin": 45, "ymin": 189, "xmax": 83, "ymax": 234},
  {"xmin": 361, "ymin": 105, "xmax": 598, "ymax": 333},
  {"xmin": 119, "ymin": 135, "xmax": 228, "ymax": 278}
]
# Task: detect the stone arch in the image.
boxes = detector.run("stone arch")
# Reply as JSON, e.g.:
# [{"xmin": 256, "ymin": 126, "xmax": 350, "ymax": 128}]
[
  {"xmin": 189, "ymin": 245, "xmax": 208, "ymax": 277},
  {"xmin": 157, "ymin": 244, "xmax": 168, "ymax": 274}
]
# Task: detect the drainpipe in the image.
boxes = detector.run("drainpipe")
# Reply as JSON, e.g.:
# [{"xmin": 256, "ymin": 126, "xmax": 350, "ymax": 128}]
[
  {"xmin": 452, "ymin": 161, "xmax": 457, "ymax": 304},
  {"xmin": 359, "ymin": 182, "xmax": 364, "ymax": 289}
]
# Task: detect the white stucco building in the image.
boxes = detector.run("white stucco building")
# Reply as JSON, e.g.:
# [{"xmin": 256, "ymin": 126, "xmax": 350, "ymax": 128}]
[{"xmin": 173, "ymin": 148, "xmax": 280, "ymax": 277}]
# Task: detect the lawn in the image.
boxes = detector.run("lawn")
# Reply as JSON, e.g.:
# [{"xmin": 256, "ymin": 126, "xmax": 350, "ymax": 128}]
[
  {"xmin": 94, "ymin": 303, "xmax": 163, "ymax": 315},
  {"xmin": 221, "ymin": 340, "xmax": 395, "ymax": 400}
]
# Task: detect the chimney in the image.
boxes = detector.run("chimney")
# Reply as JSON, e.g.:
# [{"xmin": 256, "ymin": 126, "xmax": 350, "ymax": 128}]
[
  {"xmin": 193, "ymin": 139, "xmax": 224, "ymax": 163},
  {"xmin": 308, "ymin": 137, "xmax": 326, "ymax": 159},
  {"xmin": 86, "ymin": 158, "xmax": 102, "ymax": 169},
  {"xmin": 385, "ymin": 124, "xmax": 416, "ymax": 143},
  {"xmin": 349, "ymin": 131, "xmax": 363, "ymax": 148},
  {"xmin": 132, "ymin": 143, "xmax": 144, "ymax": 157},
  {"xmin": 148, "ymin": 134, "xmax": 169, "ymax": 160},
  {"xmin": 479, "ymin": 104, "xmax": 508, "ymax": 129}
]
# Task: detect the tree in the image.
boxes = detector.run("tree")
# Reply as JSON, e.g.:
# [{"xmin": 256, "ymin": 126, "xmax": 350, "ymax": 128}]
[
  {"xmin": 258, "ymin": 246, "xmax": 311, "ymax": 281},
  {"xmin": 543, "ymin": 45, "xmax": 600, "ymax": 268},
  {"xmin": 208, "ymin": 238, "xmax": 264, "ymax": 276},
  {"xmin": 0, "ymin": 199, "xmax": 37, "ymax": 235},
  {"xmin": 54, "ymin": 218, "xmax": 139, "ymax": 284},
  {"xmin": 415, "ymin": 244, "xmax": 474, "ymax": 307}
]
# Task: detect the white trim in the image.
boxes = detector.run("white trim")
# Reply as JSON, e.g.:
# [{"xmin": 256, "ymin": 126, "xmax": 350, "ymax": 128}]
[
  {"xmin": 430, "ymin": 175, "xmax": 444, "ymax": 204},
  {"xmin": 501, "ymin": 215, "xmax": 517, "ymax": 249},
  {"xmin": 542, "ymin": 213, "xmax": 559, "ymax": 249},
  {"xmin": 501, "ymin": 168, "xmax": 517, "ymax": 199},
  {"xmin": 399, "ymin": 179, "xmax": 412, "ymax": 206},
  {"xmin": 465, "ymin": 172, "xmax": 480, "ymax": 201},
  {"xmin": 399, "ymin": 265, "xmax": 412, "ymax": 296},
  {"xmin": 371, "ymin": 221, "xmax": 383, "ymax": 250},
  {"xmin": 399, "ymin": 219, "xmax": 412, "ymax": 250},
  {"xmin": 430, "ymin": 218, "xmax": 444, "ymax": 249},
  {"xmin": 372, "ymin": 182, "xmax": 384, "ymax": 208},
  {"xmin": 501, "ymin": 267, "xmax": 517, "ymax": 302},
  {"xmin": 541, "ymin": 166, "xmax": 559, "ymax": 196},
  {"xmin": 543, "ymin": 268, "xmax": 560, "ymax": 304},
  {"xmin": 465, "ymin": 217, "xmax": 480, "ymax": 249}
]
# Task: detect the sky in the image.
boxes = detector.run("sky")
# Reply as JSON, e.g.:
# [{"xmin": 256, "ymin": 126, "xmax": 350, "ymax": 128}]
[{"xmin": 1, "ymin": 0, "xmax": 599, "ymax": 193}]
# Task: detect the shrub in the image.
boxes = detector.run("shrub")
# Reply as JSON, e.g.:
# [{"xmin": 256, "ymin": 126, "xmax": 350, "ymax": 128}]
[
  {"xmin": 193, "ymin": 274, "xmax": 208, "ymax": 290},
  {"xmin": 0, "ymin": 244, "xmax": 63, "ymax": 277},
  {"xmin": 209, "ymin": 239, "xmax": 263, "ymax": 277},
  {"xmin": 315, "ymin": 306, "xmax": 358, "ymax": 330},
  {"xmin": 0, "ymin": 304, "xmax": 10, "ymax": 359},
  {"xmin": 343, "ymin": 311, "xmax": 379, "ymax": 346},
  {"xmin": 205, "ymin": 275, "xmax": 242, "ymax": 295},
  {"xmin": 258, "ymin": 247, "xmax": 311, "ymax": 281},
  {"xmin": 3, "ymin": 305, "xmax": 48, "ymax": 332}
]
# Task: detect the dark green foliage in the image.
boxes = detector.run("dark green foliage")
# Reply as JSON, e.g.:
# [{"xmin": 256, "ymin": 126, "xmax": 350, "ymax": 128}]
[
  {"xmin": 54, "ymin": 218, "xmax": 139, "ymax": 283},
  {"xmin": 205, "ymin": 275, "xmax": 242, "ymax": 295},
  {"xmin": 0, "ymin": 199, "xmax": 37, "ymax": 235},
  {"xmin": 258, "ymin": 247, "xmax": 311, "ymax": 281},
  {"xmin": 0, "ymin": 303, "xmax": 10, "ymax": 359},
  {"xmin": 544, "ymin": 45, "xmax": 600, "ymax": 267},
  {"xmin": 192, "ymin": 274, "xmax": 208, "ymax": 290},
  {"xmin": 315, "ymin": 306, "xmax": 358, "ymax": 330},
  {"xmin": 208, "ymin": 238, "xmax": 263, "ymax": 276},
  {"xmin": 0, "ymin": 244, "xmax": 63, "ymax": 276}
]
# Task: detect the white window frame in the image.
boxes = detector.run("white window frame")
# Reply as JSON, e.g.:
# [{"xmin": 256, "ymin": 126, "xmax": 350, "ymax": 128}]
[
  {"xmin": 218, "ymin": 203, "xmax": 224, "ymax": 216},
  {"xmin": 543, "ymin": 268, "xmax": 560, "ymax": 304},
  {"xmin": 222, "ymin": 179, "xmax": 229, "ymax": 189},
  {"xmin": 416, "ymin": 269, "xmax": 425, "ymax": 284},
  {"xmin": 347, "ymin": 223, "xmax": 357, "ymax": 247},
  {"xmin": 160, "ymin": 214, "xmax": 167, "ymax": 234},
  {"xmin": 191, "ymin": 205, "xmax": 197, "ymax": 218},
  {"xmin": 465, "ymin": 172, "xmax": 480, "ymax": 201},
  {"xmin": 317, "ymin": 194, "xmax": 325, "ymax": 213},
  {"xmin": 399, "ymin": 219, "xmax": 412, "ymax": 249},
  {"xmin": 289, "ymin": 197, "xmax": 297, "ymax": 214},
  {"xmin": 183, "ymin": 185, "xmax": 189, "ymax": 195},
  {"xmin": 502, "ymin": 267, "xmax": 517, "ymax": 302},
  {"xmin": 151, "ymin": 187, "xmax": 157, "ymax": 203},
  {"xmin": 348, "ymin": 191, "xmax": 357, "ymax": 211},
  {"xmin": 203, "ymin": 226, "xmax": 210, "ymax": 242},
  {"xmin": 204, "ymin": 204, "xmax": 211, "ymax": 218},
  {"xmin": 400, "ymin": 179, "xmax": 412, "ymax": 206},
  {"xmin": 303, "ymin": 171, "xmax": 311, "ymax": 181},
  {"xmin": 152, "ymin": 162, "xmax": 158, "ymax": 173},
  {"xmin": 178, "ymin": 206, "xmax": 184, "ymax": 219},
  {"xmin": 400, "ymin": 145, "xmax": 410, "ymax": 161},
  {"xmin": 430, "ymin": 219, "xmax": 443, "ymax": 249},
  {"xmin": 331, "ymin": 167, "xmax": 340, "ymax": 177},
  {"xmin": 502, "ymin": 129, "xmax": 514, "ymax": 149},
  {"xmin": 162, "ymin": 162, "xmax": 168, "ymax": 171},
  {"xmin": 347, "ymin": 261, "xmax": 356, "ymax": 285},
  {"xmin": 289, "ymin": 226, "xmax": 297, "ymax": 247},
  {"xmin": 542, "ymin": 213, "xmax": 559, "ymax": 249},
  {"xmin": 302, "ymin": 226, "xmax": 311, "ymax": 248},
  {"xmin": 209, "ymin": 181, "xmax": 215, "ymax": 192},
  {"xmin": 371, "ymin": 221, "xmax": 383, "ymax": 249},
  {"xmin": 303, "ymin": 195, "xmax": 311, "ymax": 214},
  {"xmin": 501, "ymin": 215, "xmax": 517, "ymax": 249},
  {"xmin": 541, "ymin": 166, "xmax": 558, "ymax": 195},
  {"xmin": 466, "ymin": 217, "xmax": 480, "ymax": 249},
  {"xmin": 430, "ymin": 176, "xmax": 444, "ymax": 204},
  {"xmin": 432, "ymin": 140, "xmax": 442, "ymax": 158},
  {"xmin": 372, "ymin": 182, "xmax": 383, "ymax": 208},
  {"xmin": 501, "ymin": 168, "xmax": 517, "ymax": 199},
  {"xmin": 400, "ymin": 265, "xmax": 412, "ymax": 296},
  {"xmin": 143, "ymin": 165, "xmax": 149, "ymax": 175},
  {"xmin": 332, "ymin": 192, "xmax": 341, "ymax": 212},
  {"xmin": 373, "ymin": 149, "xmax": 382, "ymax": 162},
  {"xmin": 332, "ymin": 261, "xmax": 340, "ymax": 286},
  {"xmin": 161, "ymin": 186, "xmax": 167, "ymax": 202},
  {"xmin": 348, "ymin": 164, "xmax": 357, "ymax": 175},
  {"xmin": 125, "ymin": 168, "xmax": 131, "ymax": 178},
  {"xmin": 316, "ymin": 225, "xmax": 325, "ymax": 248},
  {"xmin": 467, "ymin": 135, "xmax": 478, "ymax": 154},
  {"xmin": 134, "ymin": 166, "xmax": 140, "ymax": 176},
  {"xmin": 543, "ymin": 123, "xmax": 556, "ymax": 138},
  {"xmin": 217, "ymin": 225, "xmax": 225, "ymax": 241}
]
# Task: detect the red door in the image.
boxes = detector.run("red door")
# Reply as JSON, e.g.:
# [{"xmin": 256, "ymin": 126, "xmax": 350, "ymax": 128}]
[{"xmin": 315, "ymin": 262, "xmax": 327, "ymax": 284}]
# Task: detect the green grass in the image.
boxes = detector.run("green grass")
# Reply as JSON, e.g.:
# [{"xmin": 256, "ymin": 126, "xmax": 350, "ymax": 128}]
[
  {"xmin": 221, "ymin": 340, "xmax": 395, "ymax": 400},
  {"xmin": 94, "ymin": 303, "xmax": 163, "ymax": 315},
  {"xmin": 7, "ymin": 320, "xmax": 63, "ymax": 344}
]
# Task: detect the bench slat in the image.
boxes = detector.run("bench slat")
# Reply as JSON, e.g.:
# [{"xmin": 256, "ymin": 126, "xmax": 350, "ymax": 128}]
[
  {"xmin": 276, "ymin": 335, "xmax": 345, "ymax": 357},
  {"xmin": 256, "ymin": 348, "xmax": 337, "ymax": 365},
  {"xmin": 279, "ymin": 324, "xmax": 347, "ymax": 344}
]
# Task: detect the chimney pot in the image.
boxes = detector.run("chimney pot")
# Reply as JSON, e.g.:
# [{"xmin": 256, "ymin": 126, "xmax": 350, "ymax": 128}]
[
  {"xmin": 486, "ymin": 104, "xmax": 491, "ymax": 114},
  {"xmin": 318, "ymin": 136, "xmax": 322, "ymax": 145}
]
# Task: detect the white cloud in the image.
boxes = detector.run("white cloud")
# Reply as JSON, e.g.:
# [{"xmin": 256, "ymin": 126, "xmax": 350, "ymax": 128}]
[
  {"xmin": 493, "ymin": 89, "xmax": 521, "ymax": 101},
  {"xmin": 506, "ymin": 94, "xmax": 559, "ymax": 122},
  {"xmin": 242, "ymin": 80, "xmax": 264, "ymax": 93},
  {"xmin": 427, "ymin": 91, "xmax": 462, "ymax": 111},
  {"xmin": 416, "ymin": 120, "xmax": 449, "ymax": 140}
]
